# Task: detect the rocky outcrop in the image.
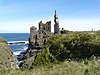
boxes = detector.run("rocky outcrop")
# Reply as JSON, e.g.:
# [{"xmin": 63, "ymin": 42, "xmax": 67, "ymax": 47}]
[
  {"xmin": 18, "ymin": 10, "xmax": 62, "ymax": 68},
  {"xmin": 0, "ymin": 37, "xmax": 16, "ymax": 69},
  {"xmin": 18, "ymin": 21, "xmax": 53, "ymax": 68}
]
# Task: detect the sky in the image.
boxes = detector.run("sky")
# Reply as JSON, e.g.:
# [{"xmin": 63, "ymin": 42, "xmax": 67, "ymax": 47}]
[{"xmin": 0, "ymin": 0, "xmax": 100, "ymax": 33}]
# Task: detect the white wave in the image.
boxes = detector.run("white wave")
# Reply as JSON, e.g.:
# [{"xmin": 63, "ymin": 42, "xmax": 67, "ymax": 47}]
[
  {"xmin": 8, "ymin": 41, "xmax": 29, "ymax": 45},
  {"xmin": 13, "ymin": 51, "xmax": 22, "ymax": 55},
  {"xmin": 17, "ymin": 46, "xmax": 28, "ymax": 50},
  {"xmin": 13, "ymin": 46, "xmax": 28, "ymax": 55},
  {"xmin": 8, "ymin": 41, "xmax": 29, "ymax": 43},
  {"xmin": 23, "ymin": 46, "xmax": 28, "ymax": 50}
]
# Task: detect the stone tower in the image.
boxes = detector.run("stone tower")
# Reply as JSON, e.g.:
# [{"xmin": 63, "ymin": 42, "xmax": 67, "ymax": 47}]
[
  {"xmin": 54, "ymin": 10, "xmax": 60, "ymax": 34},
  {"xmin": 29, "ymin": 26, "xmax": 37, "ymax": 48}
]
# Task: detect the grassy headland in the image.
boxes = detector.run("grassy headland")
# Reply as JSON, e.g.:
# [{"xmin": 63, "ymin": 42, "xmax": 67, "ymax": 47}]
[
  {"xmin": 1, "ymin": 31, "xmax": 100, "ymax": 75},
  {"xmin": 34, "ymin": 31, "xmax": 100, "ymax": 65}
]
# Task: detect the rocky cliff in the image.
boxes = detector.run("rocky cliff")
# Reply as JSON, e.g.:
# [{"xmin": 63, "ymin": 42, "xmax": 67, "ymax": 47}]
[{"xmin": 0, "ymin": 37, "xmax": 16, "ymax": 69}]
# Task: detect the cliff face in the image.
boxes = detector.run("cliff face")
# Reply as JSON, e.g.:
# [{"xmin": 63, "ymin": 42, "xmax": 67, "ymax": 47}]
[{"xmin": 0, "ymin": 37, "xmax": 16, "ymax": 69}]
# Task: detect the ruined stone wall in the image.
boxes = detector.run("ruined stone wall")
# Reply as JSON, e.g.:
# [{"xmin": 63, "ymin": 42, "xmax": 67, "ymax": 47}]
[
  {"xmin": 29, "ymin": 20, "xmax": 52, "ymax": 50},
  {"xmin": 29, "ymin": 26, "xmax": 37, "ymax": 49},
  {"xmin": 54, "ymin": 23, "xmax": 60, "ymax": 34},
  {"xmin": 39, "ymin": 21, "xmax": 51, "ymax": 32},
  {"xmin": 54, "ymin": 10, "xmax": 60, "ymax": 35}
]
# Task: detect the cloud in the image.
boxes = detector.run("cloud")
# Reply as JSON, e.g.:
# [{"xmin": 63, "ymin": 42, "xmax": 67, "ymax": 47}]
[
  {"xmin": 59, "ymin": 18, "xmax": 100, "ymax": 31},
  {"xmin": 0, "ymin": 18, "xmax": 100, "ymax": 33},
  {"xmin": 0, "ymin": 19, "xmax": 38, "ymax": 33}
]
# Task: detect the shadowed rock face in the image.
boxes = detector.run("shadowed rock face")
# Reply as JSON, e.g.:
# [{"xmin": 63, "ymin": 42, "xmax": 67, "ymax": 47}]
[{"xmin": 0, "ymin": 37, "xmax": 16, "ymax": 69}]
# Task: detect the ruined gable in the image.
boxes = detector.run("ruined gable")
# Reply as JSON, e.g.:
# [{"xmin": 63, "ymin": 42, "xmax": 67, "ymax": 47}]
[{"xmin": 38, "ymin": 21, "xmax": 51, "ymax": 32}]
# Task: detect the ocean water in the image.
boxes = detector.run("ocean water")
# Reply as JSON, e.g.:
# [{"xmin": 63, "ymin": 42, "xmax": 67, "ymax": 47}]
[{"xmin": 0, "ymin": 33, "xmax": 29, "ymax": 55}]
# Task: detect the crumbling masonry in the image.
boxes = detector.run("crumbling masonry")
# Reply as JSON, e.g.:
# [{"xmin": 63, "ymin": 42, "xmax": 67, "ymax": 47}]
[
  {"xmin": 28, "ymin": 10, "xmax": 67, "ymax": 50},
  {"xmin": 29, "ymin": 21, "xmax": 52, "ymax": 50}
]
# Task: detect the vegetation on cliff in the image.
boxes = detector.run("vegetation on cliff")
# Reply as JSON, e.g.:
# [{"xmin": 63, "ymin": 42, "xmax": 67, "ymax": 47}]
[
  {"xmin": 1, "ymin": 31, "xmax": 100, "ymax": 75},
  {"xmin": 34, "ymin": 31, "xmax": 100, "ymax": 65}
]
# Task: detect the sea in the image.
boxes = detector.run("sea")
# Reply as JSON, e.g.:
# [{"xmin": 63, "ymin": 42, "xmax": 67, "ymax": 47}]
[{"xmin": 0, "ymin": 33, "xmax": 29, "ymax": 55}]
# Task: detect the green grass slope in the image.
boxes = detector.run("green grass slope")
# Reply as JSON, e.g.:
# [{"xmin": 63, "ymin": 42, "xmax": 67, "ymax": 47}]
[{"xmin": 0, "ymin": 59, "xmax": 100, "ymax": 75}]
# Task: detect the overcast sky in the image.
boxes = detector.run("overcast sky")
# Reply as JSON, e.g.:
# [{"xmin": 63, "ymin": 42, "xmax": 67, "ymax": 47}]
[{"xmin": 0, "ymin": 0, "xmax": 100, "ymax": 33}]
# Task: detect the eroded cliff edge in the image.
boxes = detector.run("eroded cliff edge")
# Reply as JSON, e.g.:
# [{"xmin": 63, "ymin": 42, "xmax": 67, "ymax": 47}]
[{"xmin": 0, "ymin": 37, "xmax": 16, "ymax": 69}]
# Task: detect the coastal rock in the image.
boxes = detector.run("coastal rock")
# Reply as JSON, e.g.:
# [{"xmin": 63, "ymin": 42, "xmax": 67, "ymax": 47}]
[{"xmin": 0, "ymin": 37, "xmax": 16, "ymax": 69}]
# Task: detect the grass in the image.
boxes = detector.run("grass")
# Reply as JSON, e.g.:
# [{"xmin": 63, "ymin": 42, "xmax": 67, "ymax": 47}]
[
  {"xmin": 1, "ymin": 32, "xmax": 100, "ymax": 75},
  {"xmin": 0, "ymin": 59, "xmax": 100, "ymax": 75}
]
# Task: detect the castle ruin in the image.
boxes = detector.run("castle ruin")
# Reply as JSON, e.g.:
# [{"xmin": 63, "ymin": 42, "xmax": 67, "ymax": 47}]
[
  {"xmin": 29, "ymin": 21, "xmax": 52, "ymax": 50},
  {"xmin": 39, "ymin": 21, "xmax": 51, "ymax": 33},
  {"xmin": 29, "ymin": 10, "xmax": 62, "ymax": 50},
  {"xmin": 17, "ymin": 10, "xmax": 69, "ymax": 67}
]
